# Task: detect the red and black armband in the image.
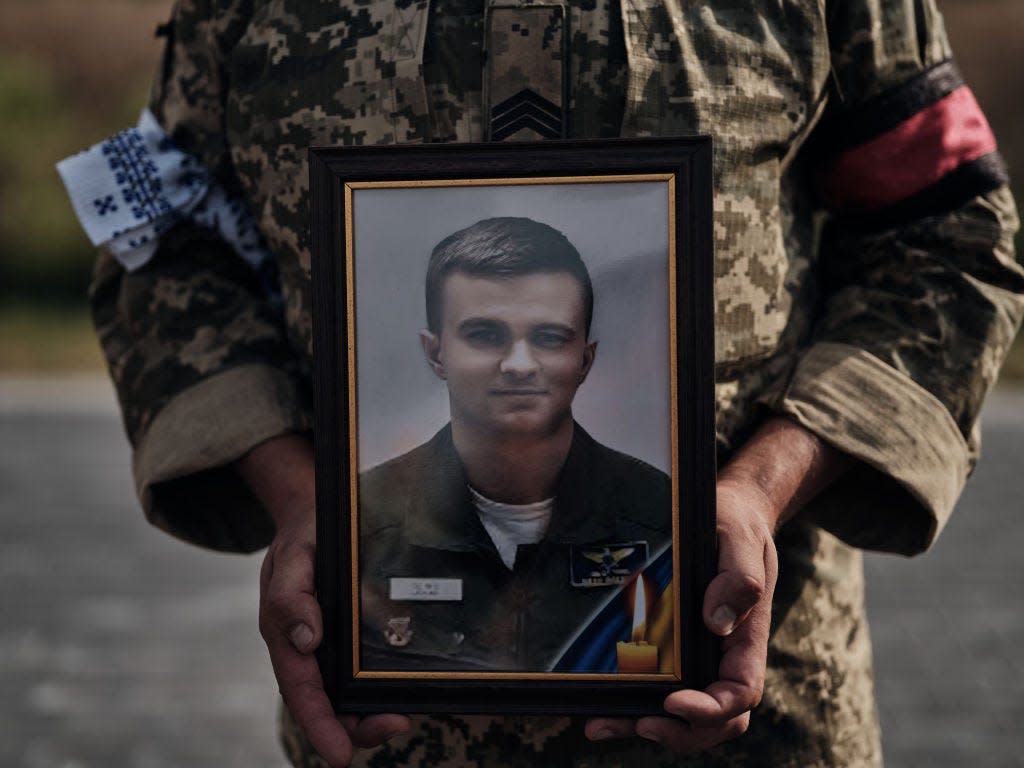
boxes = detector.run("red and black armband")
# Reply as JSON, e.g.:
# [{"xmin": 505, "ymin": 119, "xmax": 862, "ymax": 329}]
[{"xmin": 817, "ymin": 60, "xmax": 1008, "ymax": 226}]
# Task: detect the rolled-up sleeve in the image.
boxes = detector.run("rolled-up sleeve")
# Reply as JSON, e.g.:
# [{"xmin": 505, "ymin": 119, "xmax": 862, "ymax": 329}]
[
  {"xmin": 765, "ymin": 0, "xmax": 1024, "ymax": 561},
  {"xmin": 789, "ymin": 187, "xmax": 1022, "ymax": 554},
  {"xmin": 87, "ymin": 0, "xmax": 310, "ymax": 552},
  {"xmin": 765, "ymin": 0, "xmax": 1024, "ymax": 555}
]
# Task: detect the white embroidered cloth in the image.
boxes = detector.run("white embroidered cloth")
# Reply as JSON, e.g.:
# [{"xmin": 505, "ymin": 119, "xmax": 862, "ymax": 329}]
[{"xmin": 56, "ymin": 109, "xmax": 271, "ymax": 272}]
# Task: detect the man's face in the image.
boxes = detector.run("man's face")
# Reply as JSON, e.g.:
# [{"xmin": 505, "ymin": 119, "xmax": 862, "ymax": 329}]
[{"xmin": 420, "ymin": 271, "xmax": 597, "ymax": 438}]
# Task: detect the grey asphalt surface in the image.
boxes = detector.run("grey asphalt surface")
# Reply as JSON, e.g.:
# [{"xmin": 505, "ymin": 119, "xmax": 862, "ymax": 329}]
[{"xmin": 1, "ymin": 376, "xmax": 1021, "ymax": 767}]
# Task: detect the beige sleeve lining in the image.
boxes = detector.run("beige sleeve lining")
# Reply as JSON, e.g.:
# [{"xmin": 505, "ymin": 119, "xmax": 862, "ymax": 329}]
[
  {"xmin": 771, "ymin": 341, "xmax": 970, "ymax": 555},
  {"xmin": 132, "ymin": 363, "xmax": 312, "ymax": 552}
]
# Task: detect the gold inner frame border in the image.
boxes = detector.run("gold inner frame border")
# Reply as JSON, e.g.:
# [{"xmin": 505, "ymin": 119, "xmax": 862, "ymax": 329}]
[{"xmin": 342, "ymin": 173, "xmax": 682, "ymax": 682}]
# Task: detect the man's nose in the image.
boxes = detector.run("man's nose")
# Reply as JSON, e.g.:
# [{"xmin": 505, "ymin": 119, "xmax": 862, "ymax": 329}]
[{"xmin": 499, "ymin": 339, "xmax": 539, "ymax": 377}]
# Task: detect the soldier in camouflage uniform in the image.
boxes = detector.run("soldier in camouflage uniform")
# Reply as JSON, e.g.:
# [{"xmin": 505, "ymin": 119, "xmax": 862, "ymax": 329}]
[{"xmin": 82, "ymin": 0, "xmax": 1024, "ymax": 765}]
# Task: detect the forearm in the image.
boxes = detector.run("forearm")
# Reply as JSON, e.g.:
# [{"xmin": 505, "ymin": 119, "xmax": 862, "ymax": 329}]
[
  {"xmin": 236, "ymin": 433, "xmax": 316, "ymax": 532},
  {"xmin": 719, "ymin": 417, "xmax": 853, "ymax": 534}
]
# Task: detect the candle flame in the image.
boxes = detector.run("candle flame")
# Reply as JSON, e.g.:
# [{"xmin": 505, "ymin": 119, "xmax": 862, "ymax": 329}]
[{"xmin": 631, "ymin": 576, "xmax": 647, "ymax": 643}]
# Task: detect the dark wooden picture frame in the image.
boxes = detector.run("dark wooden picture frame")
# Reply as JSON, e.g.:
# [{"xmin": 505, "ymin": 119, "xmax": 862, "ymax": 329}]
[{"xmin": 310, "ymin": 138, "xmax": 716, "ymax": 716}]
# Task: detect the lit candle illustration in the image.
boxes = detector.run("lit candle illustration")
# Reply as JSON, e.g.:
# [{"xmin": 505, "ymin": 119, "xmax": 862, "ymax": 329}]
[{"xmin": 616, "ymin": 575, "xmax": 659, "ymax": 673}]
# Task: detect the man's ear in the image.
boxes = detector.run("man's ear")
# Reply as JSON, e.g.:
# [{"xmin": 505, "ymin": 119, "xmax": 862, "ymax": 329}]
[
  {"xmin": 419, "ymin": 329, "xmax": 446, "ymax": 380},
  {"xmin": 578, "ymin": 340, "xmax": 598, "ymax": 386}
]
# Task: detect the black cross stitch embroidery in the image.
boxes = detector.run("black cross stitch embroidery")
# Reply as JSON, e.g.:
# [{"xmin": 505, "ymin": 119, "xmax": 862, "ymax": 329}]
[
  {"xmin": 93, "ymin": 195, "xmax": 117, "ymax": 216},
  {"xmin": 101, "ymin": 127, "xmax": 171, "ymax": 223}
]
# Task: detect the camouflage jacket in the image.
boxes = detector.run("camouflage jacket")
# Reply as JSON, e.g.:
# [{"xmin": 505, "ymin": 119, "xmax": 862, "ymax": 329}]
[{"xmin": 89, "ymin": 0, "xmax": 1024, "ymax": 765}]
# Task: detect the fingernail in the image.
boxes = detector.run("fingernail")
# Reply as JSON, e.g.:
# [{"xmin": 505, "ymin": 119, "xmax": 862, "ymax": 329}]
[
  {"xmin": 290, "ymin": 623, "xmax": 314, "ymax": 652},
  {"xmin": 712, "ymin": 604, "xmax": 737, "ymax": 635},
  {"xmin": 591, "ymin": 728, "xmax": 615, "ymax": 740},
  {"xmin": 637, "ymin": 726, "xmax": 662, "ymax": 744}
]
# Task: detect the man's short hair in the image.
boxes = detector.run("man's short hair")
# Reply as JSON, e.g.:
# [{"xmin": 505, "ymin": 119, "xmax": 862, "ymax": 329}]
[{"xmin": 425, "ymin": 217, "xmax": 594, "ymax": 336}]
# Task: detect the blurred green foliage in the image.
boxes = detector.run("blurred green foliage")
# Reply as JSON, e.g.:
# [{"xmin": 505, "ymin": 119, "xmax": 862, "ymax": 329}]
[
  {"xmin": 0, "ymin": 54, "xmax": 95, "ymax": 304},
  {"xmin": 0, "ymin": 58, "xmax": 158, "ymax": 304},
  {"xmin": 0, "ymin": 0, "xmax": 163, "ymax": 312}
]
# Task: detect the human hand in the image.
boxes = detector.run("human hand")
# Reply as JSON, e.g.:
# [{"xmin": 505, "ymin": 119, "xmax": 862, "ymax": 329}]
[
  {"xmin": 585, "ymin": 478, "xmax": 778, "ymax": 752},
  {"xmin": 240, "ymin": 434, "xmax": 410, "ymax": 767},
  {"xmin": 586, "ymin": 417, "xmax": 848, "ymax": 753}
]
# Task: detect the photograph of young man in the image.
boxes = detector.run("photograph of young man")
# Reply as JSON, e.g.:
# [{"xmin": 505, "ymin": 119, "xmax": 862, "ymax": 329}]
[{"xmin": 358, "ymin": 216, "xmax": 672, "ymax": 672}]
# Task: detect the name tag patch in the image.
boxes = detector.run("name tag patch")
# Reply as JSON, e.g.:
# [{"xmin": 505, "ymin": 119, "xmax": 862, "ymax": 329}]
[
  {"xmin": 389, "ymin": 577, "xmax": 463, "ymax": 601},
  {"xmin": 570, "ymin": 541, "xmax": 649, "ymax": 587}
]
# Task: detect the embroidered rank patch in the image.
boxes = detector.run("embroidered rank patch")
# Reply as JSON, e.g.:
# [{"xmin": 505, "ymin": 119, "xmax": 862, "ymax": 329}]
[
  {"xmin": 484, "ymin": 2, "xmax": 568, "ymax": 141},
  {"xmin": 570, "ymin": 541, "xmax": 649, "ymax": 587}
]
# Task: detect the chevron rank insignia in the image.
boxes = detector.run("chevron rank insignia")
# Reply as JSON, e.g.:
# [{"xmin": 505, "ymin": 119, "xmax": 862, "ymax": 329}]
[
  {"xmin": 570, "ymin": 541, "xmax": 649, "ymax": 587},
  {"xmin": 485, "ymin": 2, "xmax": 568, "ymax": 141},
  {"xmin": 491, "ymin": 88, "xmax": 564, "ymax": 141}
]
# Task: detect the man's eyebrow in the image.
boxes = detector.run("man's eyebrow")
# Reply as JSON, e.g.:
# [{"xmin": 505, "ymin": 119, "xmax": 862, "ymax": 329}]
[{"xmin": 456, "ymin": 317, "xmax": 505, "ymax": 331}]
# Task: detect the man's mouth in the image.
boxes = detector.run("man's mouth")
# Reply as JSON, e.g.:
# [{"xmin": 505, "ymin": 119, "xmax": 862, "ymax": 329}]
[{"xmin": 491, "ymin": 389, "xmax": 547, "ymax": 396}]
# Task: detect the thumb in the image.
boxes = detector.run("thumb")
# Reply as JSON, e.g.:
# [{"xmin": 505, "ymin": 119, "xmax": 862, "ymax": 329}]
[
  {"xmin": 259, "ymin": 541, "xmax": 323, "ymax": 654},
  {"xmin": 702, "ymin": 568, "xmax": 765, "ymax": 636},
  {"xmin": 702, "ymin": 522, "xmax": 772, "ymax": 636}
]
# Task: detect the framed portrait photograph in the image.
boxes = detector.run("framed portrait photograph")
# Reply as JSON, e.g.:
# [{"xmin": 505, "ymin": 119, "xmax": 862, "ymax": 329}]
[{"xmin": 310, "ymin": 138, "xmax": 716, "ymax": 716}]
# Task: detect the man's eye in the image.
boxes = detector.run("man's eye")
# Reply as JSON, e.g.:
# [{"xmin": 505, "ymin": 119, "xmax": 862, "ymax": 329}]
[
  {"xmin": 532, "ymin": 330, "xmax": 571, "ymax": 348},
  {"xmin": 465, "ymin": 327, "xmax": 503, "ymax": 345}
]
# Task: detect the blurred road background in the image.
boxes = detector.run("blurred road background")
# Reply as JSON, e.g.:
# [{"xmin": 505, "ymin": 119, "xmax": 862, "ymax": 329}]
[
  {"xmin": 2, "ymin": 379, "xmax": 1022, "ymax": 767},
  {"xmin": 1, "ymin": 0, "xmax": 1022, "ymax": 766}
]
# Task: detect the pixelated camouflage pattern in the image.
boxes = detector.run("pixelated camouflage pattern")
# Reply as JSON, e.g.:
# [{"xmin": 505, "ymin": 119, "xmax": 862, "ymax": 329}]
[
  {"xmin": 817, "ymin": 186, "xmax": 1024, "ymax": 438},
  {"xmin": 421, "ymin": 0, "xmax": 485, "ymax": 142},
  {"xmin": 486, "ymin": 3, "xmax": 567, "ymax": 140},
  {"xmin": 89, "ymin": 222, "xmax": 302, "ymax": 446},
  {"xmin": 827, "ymin": 0, "xmax": 953, "ymax": 105},
  {"xmin": 141, "ymin": 0, "xmax": 1023, "ymax": 400},
  {"xmin": 617, "ymin": 0, "xmax": 829, "ymax": 370},
  {"xmin": 569, "ymin": 0, "xmax": 628, "ymax": 139},
  {"xmin": 88, "ymin": 0, "xmax": 1024, "ymax": 764}
]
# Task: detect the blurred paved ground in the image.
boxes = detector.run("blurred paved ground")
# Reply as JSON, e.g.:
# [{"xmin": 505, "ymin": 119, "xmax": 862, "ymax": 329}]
[
  {"xmin": 1, "ymin": 376, "xmax": 1022, "ymax": 767},
  {"xmin": 0, "ymin": 376, "xmax": 281, "ymax": 767}
]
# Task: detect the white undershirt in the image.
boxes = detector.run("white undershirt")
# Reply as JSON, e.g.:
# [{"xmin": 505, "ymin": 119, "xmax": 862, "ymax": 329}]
[{"xmin": 469, "ymin": 486, "xmax": 554, "ymax": 570}]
